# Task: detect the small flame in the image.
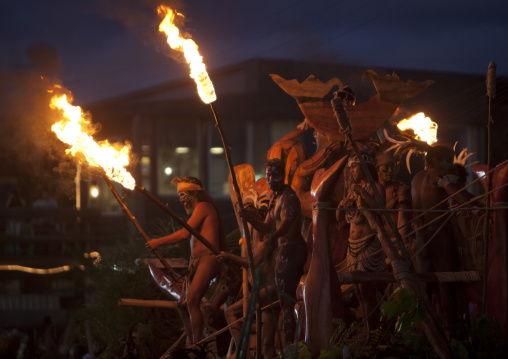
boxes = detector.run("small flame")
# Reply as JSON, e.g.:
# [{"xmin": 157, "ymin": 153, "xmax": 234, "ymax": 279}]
[
  {"xmin": 396, "ymin": 112, "xmax": 437, "ymax": 145},
  {"xmin": 50, "ymin": 94, "xmax": 136, "ymax": 190},
  {"xmin": 158, "ymin": 5, "xmax": 216, "ymax": 104}
]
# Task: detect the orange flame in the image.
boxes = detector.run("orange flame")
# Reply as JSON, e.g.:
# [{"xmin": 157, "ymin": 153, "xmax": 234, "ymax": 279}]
[
  {"xmin": 396, "ymin": 112, "xmax": 437, "ymax": 145},
  {"xmin": 158, "ymin": 5, "xmax": 216, "ymax": 104},
  {"xmin": 50, "ymin": 94, "xmax": 136, "ymax": 190}
]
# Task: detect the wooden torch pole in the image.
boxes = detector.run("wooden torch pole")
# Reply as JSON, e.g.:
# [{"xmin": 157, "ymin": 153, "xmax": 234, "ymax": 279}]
[
  {"xmin": 209, "ymin": 102, "xmax": 261, "ymax": 359},
  {"xmin": 482, "ymin": 61, "xmax": 496, "ymax": 313},
  {"xmin": 102, "ymin": 174, "xmax": 182, "ymax": 283}
]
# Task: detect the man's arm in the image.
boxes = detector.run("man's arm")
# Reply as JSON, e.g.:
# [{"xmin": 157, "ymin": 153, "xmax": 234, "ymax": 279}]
[
  {"xmin": 242, "ymin": 209, "xmax": 274, "ymax": 235},
  {"xmin": 146, "ymin": 202, "xmax": 209, "ymax": 250},
  {"xmin": 438, "ymin": 174, "xmax": 471, "ymax": 206},
  {"xmin": 216, "ymin": 251, "xmax": 248, "ymax": 268}
]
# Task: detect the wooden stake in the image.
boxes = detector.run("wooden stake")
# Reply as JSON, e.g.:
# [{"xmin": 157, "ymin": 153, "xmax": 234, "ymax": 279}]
[
  {"xmin": 482, "ymin": 61, "xmax": 496, "ymax": 313},
  {"xmin": 209, "ymin": 102, "xmax": 261, "ymax": 359},
  {"xmin": 102, "ymin": 174, "xmax": 182, "ymax": 283}
]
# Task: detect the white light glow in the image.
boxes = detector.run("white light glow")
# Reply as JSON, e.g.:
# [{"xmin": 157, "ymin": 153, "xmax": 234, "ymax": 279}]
[
  {"xmin": 176, "ymin": 147, "xmax": 189, "ymax": 154},
  {"xmin": 209, "ymin": 147, "xmax": 224, "ymax": 155},
  {"xmin": 476, "ymin": 171, "xmax": 486, "ymax": 179},
  {"xmin": 90, "ymin": 185, "xmax": 99, "ymax": 198}
]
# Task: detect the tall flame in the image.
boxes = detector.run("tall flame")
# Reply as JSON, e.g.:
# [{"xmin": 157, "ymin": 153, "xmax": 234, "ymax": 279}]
[
  {"xmin": 158, "ymin": 5, "xmax": 216, "ymax": 104},
  {"xmin": 396, "ymin": 112, "xmax": 438, "ymax": 145},
  {"xmin": 50, "ymin": 94, "xmax": 136, "ymax": 190}
]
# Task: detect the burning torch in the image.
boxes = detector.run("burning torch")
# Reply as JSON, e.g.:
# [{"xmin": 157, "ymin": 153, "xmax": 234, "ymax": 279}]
[
  {"xmin": 49, "ymin": 93, "xmax": 182, "ymax": 281},
  {"xmin": 157, "ymin": 6, "xmax": 260, "ymax": 357},
  {"xmin": 50, "ymin": 90, "xmax": 240, "ymax": 291},
  {"xmin": 157, "ymin": 4, "xmax": 256, "ymax": 291}
]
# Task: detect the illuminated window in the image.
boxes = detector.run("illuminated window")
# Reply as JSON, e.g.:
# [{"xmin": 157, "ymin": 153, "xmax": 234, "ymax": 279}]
[{"xmin": 209, "ymin": 147, "xmax": 224, "ymax": 155}]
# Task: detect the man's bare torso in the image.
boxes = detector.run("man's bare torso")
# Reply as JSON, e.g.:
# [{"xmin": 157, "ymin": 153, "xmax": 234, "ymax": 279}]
[
  {"xmin": 270, "ymin": 188, "xmax": 303, "ymax": 245},
  {"xmin": 190, "ymin": 201, "xmax": 220, "ymax": 258},
  {"xmin": 412, "ymin": 168, "xmax": 448, "ymax": 224}
]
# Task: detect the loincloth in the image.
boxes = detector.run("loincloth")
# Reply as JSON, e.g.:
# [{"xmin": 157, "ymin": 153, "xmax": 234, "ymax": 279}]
[
  {"xmin": 183, "ymin": 253, "xmax": 216, "ymax": 292},
  {"xmin": 347, "ymin": 233, "xmax": 386, "ymax": 272}
]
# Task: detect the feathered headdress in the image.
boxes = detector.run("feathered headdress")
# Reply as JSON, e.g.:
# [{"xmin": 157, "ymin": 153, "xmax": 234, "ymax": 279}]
[
  {"xmin": 243, "ymin": 188, "xmax": 270, "ymax": 212},
  {"xmin": 382, "ymin": 128, "xmax": 430, "ymax": 174},
  {"xmin": 453, "ymin": 142, "xmax": 477, "ymax": 168},
  {"xmin": 383, "ymin": 129, "xmax": 476, "ymax": 174}
]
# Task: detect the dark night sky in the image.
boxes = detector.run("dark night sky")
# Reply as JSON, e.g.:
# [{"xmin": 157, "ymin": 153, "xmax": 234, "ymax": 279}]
[{"xmin": 1, "ymin": 0, "xmax": 508, "ymax": 105}]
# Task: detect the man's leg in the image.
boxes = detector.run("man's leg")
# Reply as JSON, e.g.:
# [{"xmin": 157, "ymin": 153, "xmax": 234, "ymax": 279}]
[
  {"xmin": 225, "ymin": 299, "xmax": 244, "ymax": 349},
  {"xmin": 275, "ymin": 242, "xmax": 307, "ymax": 346},
  {"xmin": 261, "ymin": 309, "xmax": 278, "ymax": 359},
  {"xmin": 187, "ymin": 256, "xmax": 221, "ymax": 344},
  {"xmin": 177, "ymin": 292, "xmax": 193, "ymax": 347},
  {"xmin": 259, "ymin": 284, "xmax": 279, "ymax": 359}
]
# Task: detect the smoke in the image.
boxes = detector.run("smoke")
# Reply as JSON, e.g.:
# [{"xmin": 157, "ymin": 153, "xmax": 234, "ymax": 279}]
[
  {"xmin": 0, "ymin": 42, "xmax": 78, "ymax": 200},
  {"xmin": 94, "ymin": 0, "xmax": 188, "ymax": 64}
]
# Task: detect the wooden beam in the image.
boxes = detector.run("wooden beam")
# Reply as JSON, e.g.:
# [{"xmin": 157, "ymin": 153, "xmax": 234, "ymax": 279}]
[{"xmin": 118, "ymin": 298, "xmax": 178, "ymax": 309}]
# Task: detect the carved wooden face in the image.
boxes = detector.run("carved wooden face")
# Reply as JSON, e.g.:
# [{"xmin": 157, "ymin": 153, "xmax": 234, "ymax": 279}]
[
  {"xmin": 377, "ymin": 163, "xmax": 394, "ymax": 184},
  {"xmin": 349, "ymin": 163, "xmax": 366, "ymax": 183}
]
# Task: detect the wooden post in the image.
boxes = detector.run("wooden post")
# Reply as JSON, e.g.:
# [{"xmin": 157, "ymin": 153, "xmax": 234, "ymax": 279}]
[
  {"xmin": 118, "ymin": 298, "xmax": 179, "ymax": 309},
  {"xmin": 209, "ymin": 103, "xmax": 261, "ymax": 359},
  {"xmin": 102, "ymin": 174, "xmax": 182, "ymax": 283},
  {"xmin": 240, "ymin": 237, "xmax": 249, "ymax": 316},
  {"xmin": 482, "ymin": 61, "xmax": 496, "ymax": 313}
]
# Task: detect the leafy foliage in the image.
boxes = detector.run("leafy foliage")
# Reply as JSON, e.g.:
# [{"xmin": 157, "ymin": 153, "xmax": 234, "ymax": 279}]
[
  {"xmin": 74, "ymin": 235, "xmax": 184, "ymax": 358},
  {"xmin": 379, "ymin": 287, "xmax": 429, "ymax": 354}
]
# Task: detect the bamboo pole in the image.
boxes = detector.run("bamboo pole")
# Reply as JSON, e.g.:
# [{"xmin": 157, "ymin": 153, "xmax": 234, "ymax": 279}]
[
  {"xmin": 102, "ymin": 174, "xmax": 182, "ymax": 283},
  {"xmin": 118, "ymin": 298, "xmax": 179, "ymax": 309}
]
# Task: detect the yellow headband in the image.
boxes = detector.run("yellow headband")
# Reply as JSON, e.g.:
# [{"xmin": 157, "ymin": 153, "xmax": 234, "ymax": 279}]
[{"xmin": 176, "ymin": 182, "xmax": 203, "ymax": 193}]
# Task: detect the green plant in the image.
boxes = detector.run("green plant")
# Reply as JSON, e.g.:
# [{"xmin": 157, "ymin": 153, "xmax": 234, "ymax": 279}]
[
  {"xmin": 74, "ymin": 236, "xmax": 183, "ymax": 358},
  {"xmin": 296, "ymin": 319, "xmax": 383, "ymax": 359},
  {"xmin": 379, "ymin": 287, "xmax": 432, "ymax": 355}
]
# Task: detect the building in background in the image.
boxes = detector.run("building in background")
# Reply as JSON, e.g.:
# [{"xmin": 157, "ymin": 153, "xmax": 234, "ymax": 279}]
[
  {"xmin": 89, "ymin": 58, "xmax": 507, "ymax": 213},
  {"xmin": 1, "ymin": 57, "xmax": 506, "ymax": 332}
]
